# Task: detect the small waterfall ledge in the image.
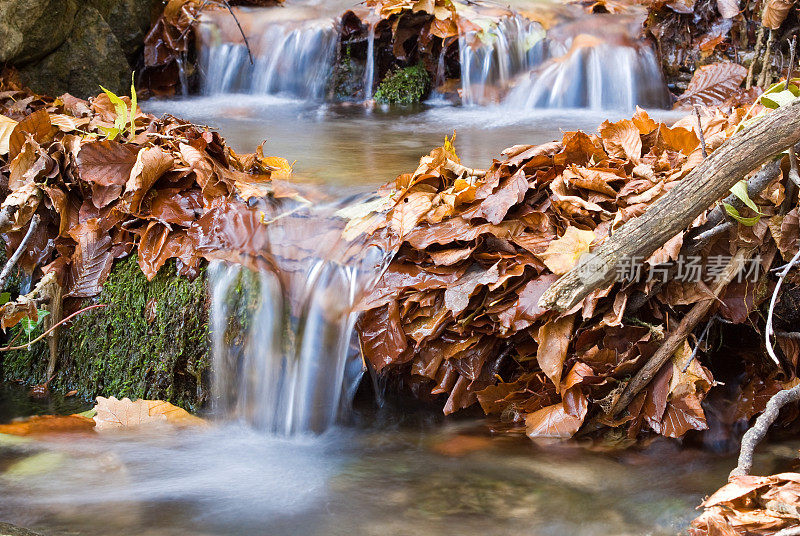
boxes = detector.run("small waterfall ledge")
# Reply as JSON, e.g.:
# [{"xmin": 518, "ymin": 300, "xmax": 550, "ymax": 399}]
[{"xmin": 195, "ymin": 3, "xmax": 671, "ymax": 110}]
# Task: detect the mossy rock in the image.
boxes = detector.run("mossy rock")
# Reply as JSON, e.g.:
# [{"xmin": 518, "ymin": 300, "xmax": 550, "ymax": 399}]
[
  {"xmin": 374, "ymin": 63, "xmax": 431, "ymax": 105},
  {"xmin": 0, "ymin": 255, "xmax": 211, "ymax": 412}
]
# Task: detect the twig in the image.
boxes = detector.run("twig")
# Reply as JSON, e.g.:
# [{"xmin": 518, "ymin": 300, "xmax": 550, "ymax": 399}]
[
  {"xmin": 731, "ymin": 382, "xmax": 800, "ymax": 477},
  {"xmin": 789, "ymin": 145, "xmax": 800, "ymax": 189},
  {"xmin": 758, "ymin": 29, "xmax": 776, "ymax": 88},
  {"xmin": 747, "ymin": 27, "xmax": 765, "ymax": 89},
  {"xmin": 607, "ymin": 250, "xmax": 749, "ymax": 418},
  {"xmin": 0, "ymin": 205, "xmax": 19, "ymax": 233},
  {"xmin": 785, "ymin": 35, "xmax": 797, "ymax": 91},
  {"xmin": 695, "ymin": 106, "xmax": 708, "ymax": 158},
  {"xmin": 775, "ymin": 331, "xmax": 800, "ymax": 339},
  {"xmin": 218, "ymin": 0, "xmax": 255, "ymax": 65},
  {"xmin": 765, "ymin": 247, "xmax": 800, "ymax": 366},
  {"xmin": 682, "ymin": 316, "xmax": 714, "ymax": 373},
  {"xmin": 0, "ymin": 304, "xmax": 107, "ymax": 352},
  {"xmin": 0, "ymin": 214, "xmax": 40, "ymax": 291}
]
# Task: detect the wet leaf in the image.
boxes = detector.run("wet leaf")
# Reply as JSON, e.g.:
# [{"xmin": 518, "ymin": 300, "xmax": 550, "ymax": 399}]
[
  {"xmin": 0, "ymin": 415, "xmax": 95, "ymax": 436},
  {"xmin": 676, "ymin": 62, "xmax": 747, "ymax": 106},
  {"xmin": 536, "ymin": 314, "xmax": 575, "ymax": 389}
]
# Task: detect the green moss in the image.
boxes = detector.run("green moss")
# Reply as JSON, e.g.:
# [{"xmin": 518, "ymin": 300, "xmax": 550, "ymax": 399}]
[
  {"xmin": 374, "ymin": 63, "xmax": 431, "ymax": 105},
  {"xmin": 1, "ymin": 255, "xmax": 210, "ymax": 412}
]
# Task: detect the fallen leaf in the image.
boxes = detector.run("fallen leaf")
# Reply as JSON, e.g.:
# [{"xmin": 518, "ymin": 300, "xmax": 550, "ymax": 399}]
[
  {"xmin": 93, "ymin": 396, "xmax": 207, "ymax": 430},
  {"xmin": 537, "ymin": 226, "xmax": 596, "ymax": 275}
]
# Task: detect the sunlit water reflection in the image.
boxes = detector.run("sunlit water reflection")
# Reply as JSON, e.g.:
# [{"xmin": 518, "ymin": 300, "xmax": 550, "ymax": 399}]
[{"xmin": 143, "ymin": 97, "xmax": 684, "ymax": 192}]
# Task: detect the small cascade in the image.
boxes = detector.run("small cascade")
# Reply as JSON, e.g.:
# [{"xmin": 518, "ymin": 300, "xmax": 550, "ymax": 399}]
[
  {"xmin": 458, "ymin": 16, "xmax": 547, "ymax": 106},
  {"xmin": 503, "ymin": 34, "xmax": 672, "ymax": 110},
  {"xmin": 363, "ymin": 19, "xmax": 377, "ymax": 100},
  {"xmin": 209, "ymin": 197, "xmax": 391, "ymax": 435},
  {"xmin": 198, "ymin": 12, "xmax": 339, "ymax": 98}
]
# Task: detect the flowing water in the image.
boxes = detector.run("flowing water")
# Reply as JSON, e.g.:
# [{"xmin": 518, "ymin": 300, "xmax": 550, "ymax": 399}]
[{"xmin": 0, "ymin": 1, "xmax": 741, "ymax": 534}]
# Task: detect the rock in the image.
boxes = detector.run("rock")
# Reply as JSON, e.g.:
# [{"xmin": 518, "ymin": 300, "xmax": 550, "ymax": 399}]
[
  {"xmin": 1, "ymin": 255, "xmax": 210, "ymax": 413},
  {"xmin": 18, "ymin": 6, "xmax": 131, "ymax": 99},
  {"xmin": 0, "ymin": 0, "xmax": 79, "ymax": 64},
  {"xmin": 0, "ymin": 523, "xmax": 45, "ymax": 536},
  {"xmin": 88, "ymin": 0, "xmax": 162, "ymax": 63}
]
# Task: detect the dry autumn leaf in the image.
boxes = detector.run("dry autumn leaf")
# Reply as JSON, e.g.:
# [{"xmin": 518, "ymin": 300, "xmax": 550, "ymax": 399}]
[
  {"xmin": 762, "ymin": 0, "xmax": 795, "ymax": 29},
  {"xmin": 0, "ymin": 114, "xmax": 18, "ymax": 155},
  {"xmin": 0, "ymin": 415, "xmax": 96, "ymax": 437},
  {"xmin": 93, "ymin": 396, "xmax": 207, "ymax": 430},
  {"xmin": 537, "ymin": 226, "xmax": 596, "ymax": 275},
  {"xmin": 676, "ymin": 62, "xmax": 747, "ymax": 106}
]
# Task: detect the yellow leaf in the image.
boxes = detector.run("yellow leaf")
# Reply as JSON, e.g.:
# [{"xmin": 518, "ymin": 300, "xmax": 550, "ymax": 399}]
[
  {"xmin": 261, "ymin": 156, "xmax": 293, "ymax": 180},
  {"xmin": 538, "ymin": 226, "xmax": 596, "ymax": 275},
  {"xmin": 0, "ymin": 114, "xmax": 19, "ymax": 155},
  {"xmin": 93, "ymin": 396, "xmax": 207, "ymax": 430}
]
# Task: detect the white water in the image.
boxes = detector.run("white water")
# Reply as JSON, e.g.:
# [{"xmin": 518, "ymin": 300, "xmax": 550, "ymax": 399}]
[
  {"xmin": 458, "ymin": 16, "xmax": 547, "ymax": 105},
  {"xmin": 195, "ymin": 4, "xmax": 671, "ymax": 110},
  {"xmin": 209, "ymin": 202, "xmax": 390, "ymax": 434},
  {"xmin": 198, "ymin": 16, "xmax": 339, "ymax": 98},
  {"xmin": 504, "ymin": 37, "xmax": 671, "ymax": 110}
]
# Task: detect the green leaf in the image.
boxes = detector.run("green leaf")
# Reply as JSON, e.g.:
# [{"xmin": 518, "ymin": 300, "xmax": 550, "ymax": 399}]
[
  {"xmin": 730, "ymin": 180, "xmax": 764, "ymax": 215},
  {"xmin": 759, "ymin": 89, "xmax": 798, "ymax": 109},
  {"xmin": 129, "ymin": 72, "xmax": 137, "ymax": 140},
  {"xmin": 98, "ymin": 125, "xmax": 120, "ymax": 141},
  {"xmin": 0, "ymin": 292, "xmax": 10, "ymax": 306},
  {"xmin": 100, "ymin": 85, "xmax": 127, "ymax": 135},
  {"xmin": 723, "ymin": 203, "xmax": 761, "ymax": 226}
]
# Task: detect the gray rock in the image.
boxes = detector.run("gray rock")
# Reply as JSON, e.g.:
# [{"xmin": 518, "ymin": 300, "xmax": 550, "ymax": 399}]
[
  {"xmin": 0, "ymin": 522, "xmax": 44, "ymax": 536},
  {"xmin": 0, "ymin": 0, "xmax": 79, "ymax": 64},
  {"xmin": 88, "ymin": 0, "xmax": 163, "ymax": 63},
  {"xmin": 18, "ymin": 6, "xmax": 132, "ymax": 99}
]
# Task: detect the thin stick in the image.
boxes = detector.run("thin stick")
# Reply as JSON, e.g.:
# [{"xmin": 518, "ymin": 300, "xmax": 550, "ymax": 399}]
[
  {"xmin": 695, "ymin": 106, "xmax": 708, "ymax": 158},
  {"xmin": 765, "ymin": 247, "xmax": 800, "ymax": 366},
  {"xmin": 786, "ymin": 36, "xmax": 797, "ymax": 90},
  {"xmin": 1, "ymin": 304, "xmax": 107, "ymax": 351},
  {"xmin": 747, "ymin": 27, "xmax": 765, "ymax": 89},
  {"xmin": 608, "ymin": 249, "xmax": 749, "ymax": 418},
  {"xmin": 682, "ymin": 316, "xmax": 714, "ymax": 373},
  {"xmin": 219, "ymin": 0, "xmax": 255, "ymax": 65},
  {"xmin": 0, "ymin": 215, "xmax": 40, "ymax": 291}
]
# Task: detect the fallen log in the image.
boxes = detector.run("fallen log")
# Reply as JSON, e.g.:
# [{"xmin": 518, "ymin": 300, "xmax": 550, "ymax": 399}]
[{"xmin": 539, "ymin": 98, "xmax": 800, "ymax": 312}]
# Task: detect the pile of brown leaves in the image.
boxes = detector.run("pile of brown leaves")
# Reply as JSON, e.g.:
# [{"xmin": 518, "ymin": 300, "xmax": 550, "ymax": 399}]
[
  {"xmin": 691, "ymin": 471, "xmax": 800, "ymax": 534},
  {"xmin": 347, "ymin": 100, "xmax": 799, "ymax": 440},
  {"xmin": 0, "ymin": 76, "xmax": 294, "ymax": 330}
]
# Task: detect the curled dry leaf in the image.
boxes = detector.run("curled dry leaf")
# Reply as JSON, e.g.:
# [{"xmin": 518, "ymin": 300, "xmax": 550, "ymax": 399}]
[{"xmin": 762, "ymin": 0, "xmax": 795, "ymax": 29}]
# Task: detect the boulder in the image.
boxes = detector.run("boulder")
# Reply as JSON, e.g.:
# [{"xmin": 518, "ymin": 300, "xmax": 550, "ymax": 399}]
[
  {"xmin": 0, "ymin": 0, "xmax": 79, "ymax": 64},
  {"xmin": 18, "ymin": 6, "xmax": 131, "ymax": 99},
  {"xmin": 88, "ymin": 0, "xmax": 163, "ymax": 63}
]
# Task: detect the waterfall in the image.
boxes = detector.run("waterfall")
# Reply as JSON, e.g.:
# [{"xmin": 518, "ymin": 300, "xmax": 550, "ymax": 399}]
[
  {"xmin": 363, "ymin": 20, "xmax": 377, "ymax": 100},
  {"xmin": 503, "ymin": 35, "xmax": 672, "ymax": 110},
  {"xmin": 209, "ymin": 198, "xmax": 391, "ymax": 435},
  {"xmin": 198, "ymin": 13, "xmax": 339, "ymax": 98},
  {"xmin": 458, "ymin": 15, "xmax": 547, "ymax": 106}
]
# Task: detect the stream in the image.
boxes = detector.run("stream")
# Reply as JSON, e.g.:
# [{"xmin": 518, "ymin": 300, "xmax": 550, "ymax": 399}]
[{"xmin": 0, "ymin": 0, "xmax": 770, "ymax": 534}]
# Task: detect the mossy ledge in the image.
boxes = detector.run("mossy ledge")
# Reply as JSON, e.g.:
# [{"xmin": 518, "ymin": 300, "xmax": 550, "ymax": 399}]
[{"xmin": 1, "ymin": 255, "xmax": 211, "ymax": 412}]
